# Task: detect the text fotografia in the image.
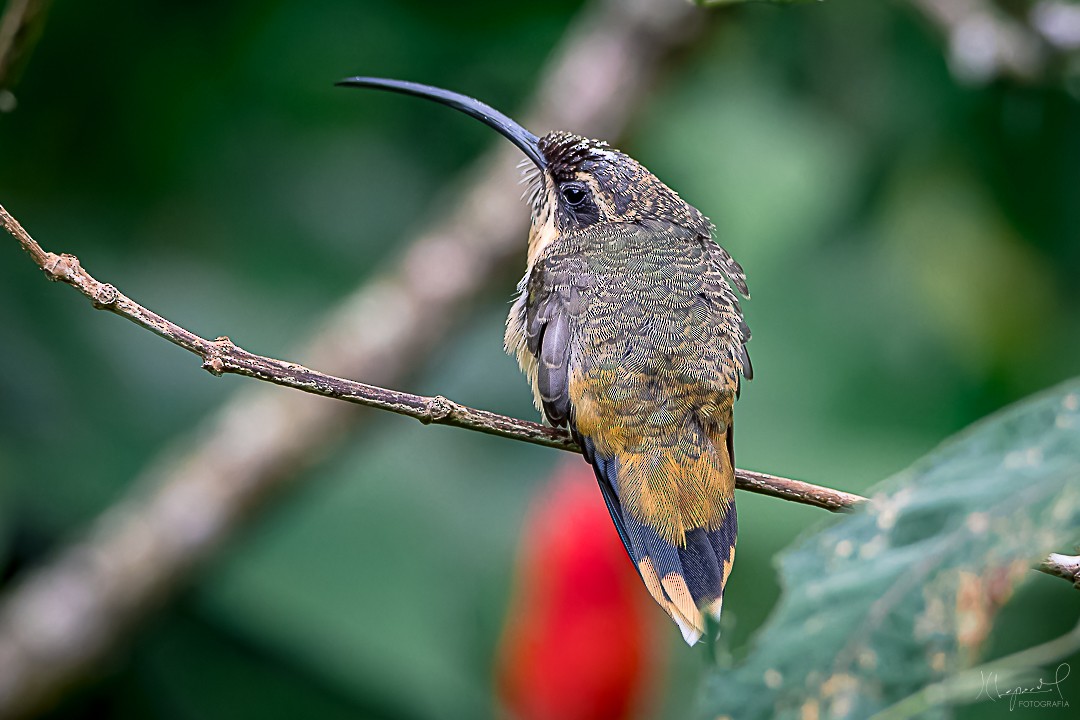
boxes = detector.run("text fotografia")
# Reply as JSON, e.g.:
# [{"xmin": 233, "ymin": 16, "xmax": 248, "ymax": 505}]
[{"xmin": 977, "ymin": 663, "xmax": 1071, "ymax": 712}]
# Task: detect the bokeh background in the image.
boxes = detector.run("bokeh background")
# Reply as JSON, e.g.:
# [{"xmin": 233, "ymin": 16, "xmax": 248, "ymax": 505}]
[{"xmin": 1, "ymin": 0, "xmax": 1078, "ymax": 718}]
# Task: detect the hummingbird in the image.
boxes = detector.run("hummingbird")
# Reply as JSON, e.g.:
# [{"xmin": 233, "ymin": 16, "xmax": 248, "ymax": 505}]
[{"xmin": 338, "ymin": 77, "xmax": 752, "ymax": 645}]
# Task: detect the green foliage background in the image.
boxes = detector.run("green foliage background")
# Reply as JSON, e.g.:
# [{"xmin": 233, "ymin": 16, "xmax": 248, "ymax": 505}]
[
  {"xmin": 1, "ymin": 1, "xmax": 1078, "ymax": 718},
  {"xmin": 705, "ymin": 379, "xmax": 1080, "ymax": 719}
]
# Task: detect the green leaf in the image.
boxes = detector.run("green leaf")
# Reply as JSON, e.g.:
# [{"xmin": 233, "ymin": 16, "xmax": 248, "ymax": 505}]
[{"xmin": 701, "ymin": 379, "xmax": 1080, "ymax": 719}]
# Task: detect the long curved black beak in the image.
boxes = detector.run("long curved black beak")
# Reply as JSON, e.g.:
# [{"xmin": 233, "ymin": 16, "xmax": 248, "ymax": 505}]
[{"xmin": 336, "ymin": 76, "xmax": 546, "ymax": 170}]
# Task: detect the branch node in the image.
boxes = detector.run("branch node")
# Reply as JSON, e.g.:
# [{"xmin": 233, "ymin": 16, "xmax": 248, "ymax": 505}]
[
  {"xmin": 212, "ymin": 335, "xmax": 237, "ymax": 357},
  {"xmin": 202, "ymin": 337, "xmax": 235, "ymax": 376},
  {"xmin": 427, "ymin": 395, "xmax": 455, "ymax": 424},
  {"xmin": 42, "ymin": 252, "xmax": 75, "ymax": 281},
  {"xmin": 93, "ymin": 283, "xmax": 118, "ymax": 308},
  {"xmin": 203, "ymin": 357, "xmax": 226, "ymax": 376}
]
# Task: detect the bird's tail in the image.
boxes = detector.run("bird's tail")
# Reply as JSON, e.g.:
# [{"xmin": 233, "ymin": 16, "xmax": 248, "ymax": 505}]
[
  {"xmin": 625, "ymin": 504, "xmax": 736, "ymax": 645},
  {"xmin": 581, "ymin": 425, "xmax": 738, "ymax": 645}
]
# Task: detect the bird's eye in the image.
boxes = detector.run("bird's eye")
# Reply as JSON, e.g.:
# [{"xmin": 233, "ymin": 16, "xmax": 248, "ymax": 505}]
[{"xmin": 561, "ymin": 184, "xmax": 587, "ymax": 207}]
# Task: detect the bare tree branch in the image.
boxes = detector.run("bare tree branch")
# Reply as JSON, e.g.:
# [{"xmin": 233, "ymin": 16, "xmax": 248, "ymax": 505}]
[
  {"xmin": 1040, "ymin": 553, "xmax": 1080, "ymax": 588},
  {"xmin": 1, "ymin": 201, "xmax": 867, "ymax": 512}
]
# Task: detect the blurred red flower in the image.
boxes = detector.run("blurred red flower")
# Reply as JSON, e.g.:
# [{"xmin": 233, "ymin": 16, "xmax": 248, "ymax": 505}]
[{"xmin": 495, "ymin": 460, "xmax": 666, "ymax": 720}]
